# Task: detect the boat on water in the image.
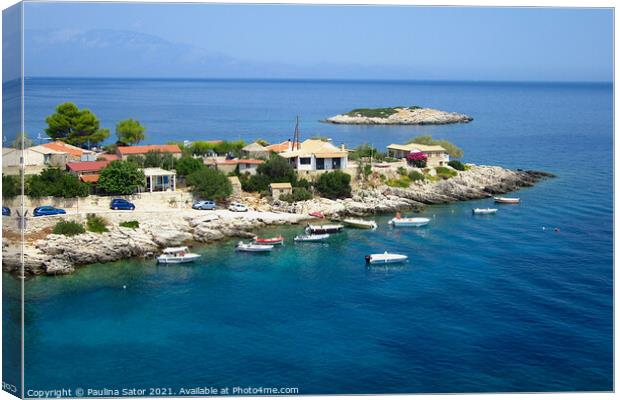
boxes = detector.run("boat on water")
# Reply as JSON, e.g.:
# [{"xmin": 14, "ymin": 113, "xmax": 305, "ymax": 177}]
[
  {"xmin": 365, "ymin": 252, "xmax": 408, "ymax": 265},
  {"xmin": 254, "ymin": 235, "xmax": 284, "ymax": 245},
  {"xmin": 156, "ymin": 246, "xmax": 201, "ymax": 264},
  {"xmin": 388, "ymin": 212, "xmax": 430, "ymax": 227},
  {"xmin": 343, "ymin": 218, "xmax": 378, "ymax": 230},
  {"xmin": 494, "ymin": 197, "xmax": 520, "ymax": 204},
  {"xmin": 472, "ymin": 208, "xmax": 498, "ymax": 215},
  {"xmin": 236, "ymin": 241, "xmax": 274, "ymax": 252},
  {"xmin": 294, "ymin": 233, "xmax": 330, "ymax": 242},
  {"xmin": 305, "ymin": 224, "xmax": 344, "ymax": 234}
]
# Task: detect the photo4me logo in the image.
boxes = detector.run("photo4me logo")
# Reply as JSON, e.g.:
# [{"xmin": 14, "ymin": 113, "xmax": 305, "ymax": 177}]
[{"xmin": 2, "ymin": 382, "xmax": 17, "ymax": 394}]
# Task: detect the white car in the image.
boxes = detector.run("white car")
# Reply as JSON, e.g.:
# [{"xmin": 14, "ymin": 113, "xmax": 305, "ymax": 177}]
[{"xmin": 228, "ymin": 202, "xmax": 249, "ymax": 212}]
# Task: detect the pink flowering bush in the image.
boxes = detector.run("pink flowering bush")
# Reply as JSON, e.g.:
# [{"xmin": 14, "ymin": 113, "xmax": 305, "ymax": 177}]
[{"xmin": 406, "ymin": 151, "xmax": 427, "ymax": 168}]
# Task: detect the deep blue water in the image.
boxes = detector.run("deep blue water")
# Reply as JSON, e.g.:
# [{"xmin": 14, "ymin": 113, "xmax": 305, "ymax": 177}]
[{"xmin": 5, "ymin": 78, "xmax": 613, "ymax": 394}]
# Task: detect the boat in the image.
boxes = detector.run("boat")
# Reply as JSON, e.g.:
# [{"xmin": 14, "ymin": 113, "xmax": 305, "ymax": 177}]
[
  {"xmin": 365, "ymin": 252, "xmax": 408, "ymax": 265},
  {"xmin": 343, "ymin": 218, "xmax": 378, "ymax": 230},
  {"xmin": 305, "ymin": 224, "xmax": 343, "ymax": 234},
  {"xmin": 472, "ymin": 208, "xmax": 498, "ymax": 215},
  {"xmin": 294, "ymin": 233, "xmax": 330, "ymax": 242},
  {"xmin": 309, "ymin": 211, "xmax": 325, "ymax": 219},
  {"xmin": 494, "ymin": 197, "xmax": 520, "ymax": 204},
  {"xmin": 253, "ymin": 235, "xmax": 284, "ymax": 245},
  {"xmin": 156, "ymin": 246, "xmax": 201, "ymax": 264},
  {"xmin": 236, "ymin": 241, "xmax": 274, "ymax": 252},
  {"xmin": 388, "ymin": 213, "xmax": 430, "ymax": 227}
]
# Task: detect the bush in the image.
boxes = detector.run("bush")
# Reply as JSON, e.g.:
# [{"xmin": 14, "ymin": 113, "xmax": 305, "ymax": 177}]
[
  {"xmin": 386, "ymin": 176, "xmax": 411, "ymax": 188},
  {"xmin": 119, "ymin": 220, "xmax": 140, "ymax": 229},
  {"xmin": 448, "ymin": 160, "xmax": 466, "ymax": 171},
  {"xmin": 186, "ymin": 166, "xmax": 232, "ymax": 200},
  {"xmin": 98, "ymin": 161, "xmax": 145, "ymax": 195},
  {"xmin": 280, "ymin": 187, "xmax": 314, "ymax": 203},
  {"xmin": 435, "ymin": 166, "xmax": 458, "ymax": 179},
  {"xmin": 408, "ymin": 171, "xmax": 425, "ymax": 181},
  {"xmin": 175, "ymin": 156, "xmax": 204, "ymax": 177},
  {"xmin": 240, "ymin": 173, "xmax": 271, "ymax": 193},
  {"xmin": 25, "ymin": 168, "xmax": 89, "ymax": 198},
  {"xmin": 86, "ymin": 213, "xmax": 109, "ymax": 233},
  {"xmin": 397, "ymin": 166, "xmax": 408, "ymax": 176},
  {"xmin": 406, "ymin": 151, "xmax": 427, "ymax": 168},
  {"xmin": 53, "ymin": 221, "xmax": 85, "ymax": 236},
  {"xmin": 2, "ymin": 174, "xmax": 20, "ymax": 198},
  {"xmin": 314, "ymin": 171, "xmax": 351, "ymax": 199}
]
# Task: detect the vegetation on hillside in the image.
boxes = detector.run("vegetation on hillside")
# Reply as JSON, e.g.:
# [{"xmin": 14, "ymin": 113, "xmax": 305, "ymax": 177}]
[
  {"xmin": 86, "ymin": 213, "xmax": 109, "ymax": 233},
  {"xmin": 407, "ymin": 135, "xmax": 464, "ymax": 159},
  {"xmin": 345, "ymin": 106, "xmax": 422, "ymax": 118},
  {"xmin": 314, "ymin": 170, "xmax": 351, "ymax": 199},
  {"xmin": 53, "ymin": 221, "xmax": 85, "ymax": 236}
]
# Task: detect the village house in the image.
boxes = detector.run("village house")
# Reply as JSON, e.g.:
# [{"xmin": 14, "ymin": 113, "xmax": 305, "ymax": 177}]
[
  {"xmin": 241, "ymin": 142, "xmax": 269, "ymax": 159},
  {"xmin": 387, "ymin": 143, "xmax": 450, "ymax": 167},
  {"xmin": 265, "ymin": 140, "xmax": 294, "ymax": 153},
  {"xmin": 203, "ymin": 158, "xmax": 264, "ymax": 175},
  {"xmin": 66, "ymin": 160, "xmax": 111, "ymax": 182},
  {"xmin": 279, "ymin": 139, "xmax": 348, "ymax": 172},
  {"xmin": 2, "ymin": 146, "xmax": 69, "ymax": 175},
  {"xmin": 116, "ymin": 144, "xmax": 183, "ymax": 160},
  {"xmin": 40, "ymin": 140, "xmax": 96, "ymax": 161},
  {"xmin": 269, "ymin": 182, "xmax": 293, "ymax": 200},
  {"xmin": 143, "ymin": 167, "xmax": 177, "ymax": 192}
]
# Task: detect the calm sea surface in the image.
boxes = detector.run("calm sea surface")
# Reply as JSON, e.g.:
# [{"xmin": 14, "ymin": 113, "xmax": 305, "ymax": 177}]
[{"xmin": 4, "ymin": 78, "xmax": 613, "ymax": 393}]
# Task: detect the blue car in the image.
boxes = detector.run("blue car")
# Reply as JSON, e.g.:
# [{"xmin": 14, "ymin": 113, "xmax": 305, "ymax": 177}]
[
  {"xmin": 2, "ymin": 207, "xmax": 10, "ymax": 216},
  {"xmin": 110, "ymin": 198, "xmax": 135, "ymax": 210},
  {"xmin": 33, "ymin": 206, "xmax": 66, "ymax": 217},
  {"xmin": 192, "ymin": 200, "xmax": 217, "ymax": 210}
]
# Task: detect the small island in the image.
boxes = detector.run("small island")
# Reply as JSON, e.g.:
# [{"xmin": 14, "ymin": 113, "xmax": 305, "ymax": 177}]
[{"xmin": 324, "ymin": 106, "xmax": 473, "ymax": 125}]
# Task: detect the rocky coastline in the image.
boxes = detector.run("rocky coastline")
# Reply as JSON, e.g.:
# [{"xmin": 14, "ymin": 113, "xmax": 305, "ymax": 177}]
[
  {"xmin": 324, "ymin": 107, "xmax": 473, "ymax": 125},
  {"xmin": 2, "ymin": 166, "xmax": 551, "ymax": 276}
]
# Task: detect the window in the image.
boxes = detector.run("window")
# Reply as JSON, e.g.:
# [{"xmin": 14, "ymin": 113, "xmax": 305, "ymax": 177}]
[{"xmin": 299, "ymin": 157, "xmax": 311, "ymax": 165}]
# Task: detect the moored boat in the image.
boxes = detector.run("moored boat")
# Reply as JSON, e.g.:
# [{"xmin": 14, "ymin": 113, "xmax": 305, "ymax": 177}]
[
  {"xmin": 309, "ymin": 211, "xmax": 325, "ymax": 219},
  {"xmin": 305, "ymin": 224, "xmax": 343, "ymax": 234},
  {"xmin": 365, "ymin": 251, "xmax": 408, "ymax": 265},
  {"xmin": 236, "ymin": 241, "xmax": 274, "ymax": 252},
  {"xmin": 343, "ymin": 218, "xmax": 378, "ymax": 230},
  {"xmin": 388, "ymin": 214, "xmax": 430, "ymax": 227},
  {"xmin": 253, "ymin": 235, "xmax": 284, "ymax": 245},
  {"xmin": 472, "ymin": 208, "xmax": 498, "ymax": 214},
  {"xmin": 294, "ymin": 233, "xmax": 330, "ymax": 242},
  {"xmin": 494, "ymin": 197, "xmax": 520, "ymax": 204},
  {"xmin": 156, "ymin": 246, "xmax": 201, "ymax": 264}
]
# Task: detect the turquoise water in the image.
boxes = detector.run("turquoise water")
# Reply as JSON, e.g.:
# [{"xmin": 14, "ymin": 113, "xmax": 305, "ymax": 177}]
[{"xmin": 4, "ymin": 79, "xmax": 613, "ymax": 394}]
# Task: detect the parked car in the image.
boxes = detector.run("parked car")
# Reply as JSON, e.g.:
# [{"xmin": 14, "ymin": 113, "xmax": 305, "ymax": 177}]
[
  {"xmin": 2, "ymin": 207, "xmax": 10, "ymax": 216},
  {"xmin": 110, "ymin": 198, "xmax": 136, "ymax": 210},
  {"xmin": 33, "ymin": 206, "xmax": 66, "ymax": 217},
  {"xmin": 228, "ymin": 202, "xmax": 249, "ymax": 212},
  {"xmin": 192, "ymin": 200, "xmax": 217, "ymax": 210}
]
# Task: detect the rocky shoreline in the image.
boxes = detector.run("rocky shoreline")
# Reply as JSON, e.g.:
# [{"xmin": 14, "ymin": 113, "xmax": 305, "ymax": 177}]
[
  {"xmin": 324, "ymin": 107, "xmax": 473, "ymax": 125},
  {"xmin": 2, "ymin": 166, "xmax": 551, "ymax": 276}
]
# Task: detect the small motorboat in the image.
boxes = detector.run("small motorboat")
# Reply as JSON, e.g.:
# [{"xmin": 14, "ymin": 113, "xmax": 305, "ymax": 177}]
[
  {"xmin": 294, "ymin": 233, "xmax": 330, "ymax": 242},
  {"xmin": 236, "ymin": 241, "xmax": 274, "ymax": 252},
  {"xmin": 472, "ymin": 208, "xmax": 498, "ymax": 215},
  {"xmin": 254, "ymin": 235, "xmax": 284, "ymax": 245},
  {"xmin": 388, "ymin": 216, "xmax": 430, "ymax": 227},
  {"xmin": 157, "ymin": 246, "xmax": 201, "ymax": 264},
  {"xmin": 343, "ymin": 218, "xmax": 378, "ymax": 230},
  {"xmin": 305, "ymin": 224, "xmax": 343, "ymax": 234},
  {"xmin": 494, "ymin": 197, "xmax": 520, "ymax": 204},
  {"xmin": 309, "ymin": 211, "xmax": 325, "ymax": 219},
  {"xmin": 365, "ymin": 252, "xmax": 408, "ymax": 265}
]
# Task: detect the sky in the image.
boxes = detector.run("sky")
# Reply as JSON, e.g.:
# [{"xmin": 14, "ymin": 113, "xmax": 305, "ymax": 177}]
[{"xmin": 12, "ymin": 3, "xmax": 615, "ymax": 81}]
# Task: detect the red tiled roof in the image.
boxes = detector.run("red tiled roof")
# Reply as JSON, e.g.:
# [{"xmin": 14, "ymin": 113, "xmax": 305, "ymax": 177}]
[
  {"xmin": 265, "ymin": 141, "xmax": 291, "ymax": 152},
  {"xmin": 41, "ymin": 141, "xmax": 89, "ymax": 158},
  {"xmin": 117, "ymin": 144, "xmax": 182, "ymax": 155},
  {"xmin": 80, "ymin": 174, "xmax": 100, "ymax": 183},
  {"xmin": 97, "ymin": 153, "xmax": 120, "ymax": 161},
  {"xmin": 67, "ymin": 160, "xmax": 110, "ymax": 173}
]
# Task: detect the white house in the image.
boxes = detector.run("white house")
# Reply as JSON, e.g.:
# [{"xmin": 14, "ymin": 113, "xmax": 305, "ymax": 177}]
[
  {"xmin": 387, "ymin": 143, "xmax": 450, "ymax": 167},
  {"xmin": 279, "ymin": 139, "xmax": 348, "ymax": 172},
  {"xmin": 2, "ymin": 146, "xmax": 68, "ymax": 175}
]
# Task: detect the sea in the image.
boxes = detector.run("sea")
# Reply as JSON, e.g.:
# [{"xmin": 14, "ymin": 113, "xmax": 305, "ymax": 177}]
[{"xmin": 3, "ymin": 78, "xmax": 613, "ymax": 394}]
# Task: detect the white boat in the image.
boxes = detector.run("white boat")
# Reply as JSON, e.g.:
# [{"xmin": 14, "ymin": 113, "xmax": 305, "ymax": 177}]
[
  {"xmin": 236, "ymin": 241, "xmax": 274, "ymax": 252},
  {"xmin": 365, "ymin": 252, "xmax": 408, "ymax": 265},
  {"xmin": 388, "ymin": 217, "xmax": 430, "ymax": 227},
  {"xmin": 305, "ymin": 224, "xmax": 344, "ymax": 234},
  {"xmin": 472, "ymin": 208, "xmax": 498, "ymax": 214},
  {"xmin": 494, "ymin": 197, "xmax": 520, "ymax": 204},
  {"xmin": 156, "ymin": 246, "xmax": 201, "ymax": 264},
  {"xmin": 294, "ymin": 233, "xmax": 330, "ymax": 242},
  {"xmin": 343, "ymin": 218, "xmax": 378, "ymax": 230}
]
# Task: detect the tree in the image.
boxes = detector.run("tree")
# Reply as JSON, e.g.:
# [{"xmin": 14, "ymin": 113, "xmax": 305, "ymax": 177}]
[
  {"xmin": 45, "ymin": 102, "xmax": 110, "ymax": 147},
  {"xmin": 407, "ymin": 135, "xmax": 464, "ymax": 159},
  {"xmin": 2, "ymin": 174, "xmax": 20, "ymax": 197},
  {"xmin": 25, "ymin": 168, "xmax": 89, "ymax": 198},
  {"xmin": 175, "ymin": 156, "xmax": 203, "ymax": 177},
  {"xmin": 116, "ymin": 118, "xmax": 145, "ymax": 145},
  {"xmin": 186, "ymin": 167, "xmax": 232, "ymax": 200},
  {"xmin": 314, "ymin": 171, "xmax": 352, "ymax": 199},
  {"xmin": 11, "ymin": 133, "xmax": 33, "ymax": 149},
  {"xmin": 256, "ymin": 154, "xmax": 296, "ymax": 183},
  {"xmin": 143, "ymin": 151, "xmax": 163, "ymax": 167},
  {"xmin": 98, "ymin": 161, "xmax": 145, "ymax": 195}
]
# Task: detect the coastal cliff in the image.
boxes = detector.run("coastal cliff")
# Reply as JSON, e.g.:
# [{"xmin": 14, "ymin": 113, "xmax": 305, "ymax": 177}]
[
  {"xmin": 2, "ymin": 166, "xmax": 551, "ymax": 276},
  {"xmin": 324, "ymin": 106, "xmax": 473, "ymax": 125}
]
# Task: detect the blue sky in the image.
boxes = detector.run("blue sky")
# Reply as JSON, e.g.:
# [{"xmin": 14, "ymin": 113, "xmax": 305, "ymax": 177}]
[{"xmin": 19, "ymin": 3, "xmax": 613, "ymax": 82}]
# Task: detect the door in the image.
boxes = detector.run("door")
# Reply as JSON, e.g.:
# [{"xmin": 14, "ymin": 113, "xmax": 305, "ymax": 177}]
[
  {"xmin": 332, "ymin": 158, "xmax": 341, "ymax": 169},
  {"xmin": 316, "ymin": 158, "xmax": 325, "ymax": 170}
]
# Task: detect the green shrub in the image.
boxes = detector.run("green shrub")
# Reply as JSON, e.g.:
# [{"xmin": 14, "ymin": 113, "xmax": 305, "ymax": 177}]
[
  {"xmin": 397, "ymin": 166, "xmax": 408, "ymax": 176},
  {"xmin": 119, "ymin": 220, "xmax": 140, "ymax": 229},
  {"xmin": 186, "ymin": 166, "xmax": 232, "ymax": 200},
  {"xmin": 26, "ymin": 168, "xmax": 89, "ymax": 198},
  {"xmin": 2, "ymin": 174, "xmax": 20, "ymax": 198},
  {"xmin": 86, "ymin": 213, "xmax": 109, "ymax": 233},
  {"xmin": 314, "ymin": 171, "xmax": 352, "ymax": 199},
  {"xmin": 435, "ymin": 166, "xmax": 458, "ymax": 179},
  {"xmin": 448, "ymin": 160, "xmax": 466, "ymax": 171},
  {"xmin": 98, "ymin": 161, "xmax": 145, "ymax": 195},
  {"xmin": 280, "ymin": 187, "xmax": 313, "ymax": 203},
  {"xmin": 386, "ymin": 176, "xmax": 411, "ymax": 188},
  {"xmin": 53, "ymin": 221, "xmax": 85, "ymax": 236},
  {"xmin": 408, "ymin": 171, "xmax": 425, "ymax": 181}
]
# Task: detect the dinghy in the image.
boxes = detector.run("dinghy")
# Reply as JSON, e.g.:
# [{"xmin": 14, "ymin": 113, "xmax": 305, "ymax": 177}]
[
  {"xmin": 157, "ymin": 246, "xmax": 201, "ymax": 264},
  {"xmin": 305, "ymin": 224, "xmax": 343, "ymax": 234},
  {"xmin": 365, "ymin": 252, "xmax": 408, "ymax": 265},
  {"xmin": 494, "ymin": 197, "xmax": 520, "ymax": 204},
  {"xmin": 472, "ymin": 208, "xmax": 498, "ymax": 215},
  {"xmin": 309, "ymin": 211, "xmax": 325, "ymax": 219},
  {"xmin": 294, "ymin": 233, "xmax": 330, "ymax": 242},
  {"xmin": 343, "ymin": 218, "xmax": 378, "ymax": 230},
  {"xmin": 388, "ymin": 216, "xmax": 430, "ymax": 227},
  {"xmin": 236, "ymin": 241, "xmax": 274, "ymax": 252},
  {"xmin": 253, "ymin": 235, "xmax": 284, "ymax": 245}
]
